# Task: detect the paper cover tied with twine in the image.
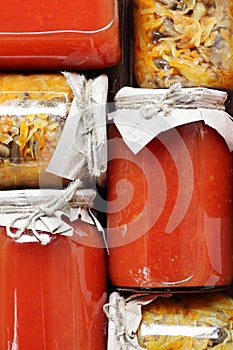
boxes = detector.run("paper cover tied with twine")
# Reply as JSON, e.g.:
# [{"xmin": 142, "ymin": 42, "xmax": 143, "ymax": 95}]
[
  {"xmin": 0, "ymin": 182, "xmax": 104, "ymax": 246},
  {"xmin": 105, "ymin": 292, "xmax": 233, "ymax": 350},
  {"xmin": 47, "ymin": 72, "xmax": 108, "ymax": 186},
  {"xmin": 109, "ymin": 84, "xmax": 233, "ymax": 154},
  {"xmin": 104, "ymin": 292, "xmax": 170, "ymax": 350}
]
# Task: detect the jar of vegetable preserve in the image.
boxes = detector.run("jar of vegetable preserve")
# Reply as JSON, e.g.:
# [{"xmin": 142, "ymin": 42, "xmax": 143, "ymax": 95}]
[
  {"xmin": 0, "ymin": 73, "xmax": 108, "ymax": 189},
  {"xmin": 0, "ymin": 0, "xmax": 120, "ymax": 70},
  {"xmin": 133, "ymin": 0, "xmax": 233, "ymax": 89},
  {"xmin": 0, "ymin": 186, "xmax": 107, "ymax": 349},
  {"xmin": 106, "ymin": 292, "xmax": 233, "ymax": 349},
  {"xmin": 107, "ymin": 86, "xmax": 233, "ymax": 291}
]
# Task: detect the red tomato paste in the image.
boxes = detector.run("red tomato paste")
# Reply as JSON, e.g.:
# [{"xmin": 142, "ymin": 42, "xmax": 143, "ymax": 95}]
[
  {"xmin": 107, "ymin": 122, "xmax": 233, "ymax": 289},
  {"xmin": 0, "ymin": 0, "xmax": 120, "ymax": 70},
  {"xmin": 0, "ymin": 220, "xmax": 107, "ymax": 349}
]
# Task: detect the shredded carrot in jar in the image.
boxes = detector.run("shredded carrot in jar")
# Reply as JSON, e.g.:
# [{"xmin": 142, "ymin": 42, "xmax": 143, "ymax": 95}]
[
  {"xmin": 133, "ymin": 0, "xmax": 233, "ymax": 89},
  {"xmin": 0, "ymin": 74, "xmax": 73, "ymax": 189}
]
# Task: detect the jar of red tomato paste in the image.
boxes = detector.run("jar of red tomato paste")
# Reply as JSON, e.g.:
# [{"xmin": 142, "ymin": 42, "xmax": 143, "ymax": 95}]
[
  {"xmin": 0, "ymin": 0, "xmax": 120, "ymax": 70},
  {"xmin": 0, "ymin": 184, "xmax": 107, "ymax": 349},
  {"xmin": 107, "ymin": 85, "xmax": 233, "ymax": 291}
]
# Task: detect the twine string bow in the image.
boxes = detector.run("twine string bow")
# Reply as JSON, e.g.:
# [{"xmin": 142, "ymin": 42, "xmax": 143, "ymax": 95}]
[
  {"xmin": 63, "ymin": 72, "xmax": 100, "ymax": 178},
  {"xmin": 104, "ymin": 295, "xmax": 140, "ymax": 350},
  {"xmin": 116, "ymin": 83, "xmax": 226, "ymax": 120},
  {"xmin": 2, "ymin": 179, "xmax": 83, "ymax": 245}
]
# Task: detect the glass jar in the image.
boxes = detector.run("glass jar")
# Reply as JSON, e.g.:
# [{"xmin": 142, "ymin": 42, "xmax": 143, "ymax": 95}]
[
  {"xmin": 0, "ymin": 73, "xmax": 108, "ymax": 189},
  {"xmin": 0, "ymin": 74, "xmax": 72, "ymax": 189},
  {"xmin": 105, "ymin": 292, "xmax": 233, "ymax": 349},
  {"xmin": 107, "ymin": 87, "xmax": 233, "ymax": 291},
  {"xmin": 0, "ymin": 0, "xmax": 120, "ymax": 70},
  {"xmin": 0, "ymin": 189, "xmax": 107, "ymax": 349},
  {"xmin": 137, "ymin": 293, "xmax": 233, "ymax": 349},
  {"xmin": 133, "ymin": 0, "xmax": 233, "ymax": 89}
]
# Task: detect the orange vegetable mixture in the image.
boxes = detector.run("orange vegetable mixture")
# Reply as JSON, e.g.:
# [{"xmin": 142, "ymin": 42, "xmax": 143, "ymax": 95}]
[
  {"xmin": 133, "ymin": 0, "xmax": 233, "ymax": 89},
  {"xmin": 138, "ymin": 294, "xmax": 233, "ymax": 349},
  {"xmin": 0, "ymin": 74, "xmax": 73, "ymax": 189}
]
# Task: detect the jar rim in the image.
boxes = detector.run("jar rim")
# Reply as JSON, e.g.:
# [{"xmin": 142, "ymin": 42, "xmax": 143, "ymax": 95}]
[
  {"xmin": 115, "ymin": 86, "xmax": 227, "ymax": 107},
  {"xmin": 0, "ymin": 188, "xmax": 96, "ymax": 208}
]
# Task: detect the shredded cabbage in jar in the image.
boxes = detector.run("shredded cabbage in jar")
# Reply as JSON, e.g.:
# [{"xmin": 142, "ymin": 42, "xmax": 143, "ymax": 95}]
[
  {"xmin": 0, "ymin": 74, "xmax": 72, "ymax": 162},
  {"xmin": 133, "ymin": 0, "xmax": 233, "ymax": 89},
  {"xmin": 137, "ymin": 294, "xmax": 233, "ymax": 349},
  {"xmin": 0, "ymin": 74, "xmax": 73, "ymax": 189}
]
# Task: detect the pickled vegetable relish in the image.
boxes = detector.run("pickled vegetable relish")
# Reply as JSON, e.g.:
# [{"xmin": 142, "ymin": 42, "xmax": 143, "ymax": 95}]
[
  {"xmin": 133, "ymin": 0, "xmax": 233, "ymax": 89},
  {"xmin": 138, "ymin": 294, "xmax": 233, "ymax": 349},
  {"xmin": 0, "ymin": 74, "xmax": 73, "ymax": 189}
]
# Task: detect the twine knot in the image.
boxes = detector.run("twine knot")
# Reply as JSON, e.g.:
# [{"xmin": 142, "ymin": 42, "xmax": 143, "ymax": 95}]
[
  {"xmin": 5, "ymin": 179, "xmax": 83, "ymax": 244},
  {"xmin": 63, "ymin": 72, "xmax": 101, "ymax": 178},
  {"xmin": 104, "ymin": 294, "xmax": 140, "ymax": 350},
  {"xmin": 116, "ymin": 83, "xmax": 225, "ymax": 120}
]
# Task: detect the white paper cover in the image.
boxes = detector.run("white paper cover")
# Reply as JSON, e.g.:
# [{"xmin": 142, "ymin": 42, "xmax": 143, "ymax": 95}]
[
  {"xmin": 105, "ymin": 292, "xmax": 233, "ymax": 350},
  {"xmin": 0, "ymin": 188, "xmax": 99, "ymax": 244},
  {"xmin": 46, "ymin": 72, "xmax": 108, "ymax": 182},
  {"xmin": 105, "ymin": 292, "xmax": 170, "ymax": 350},
  {"xmin": 109, "ymin": 86, "xmax": 233, "ymax": 154}
]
